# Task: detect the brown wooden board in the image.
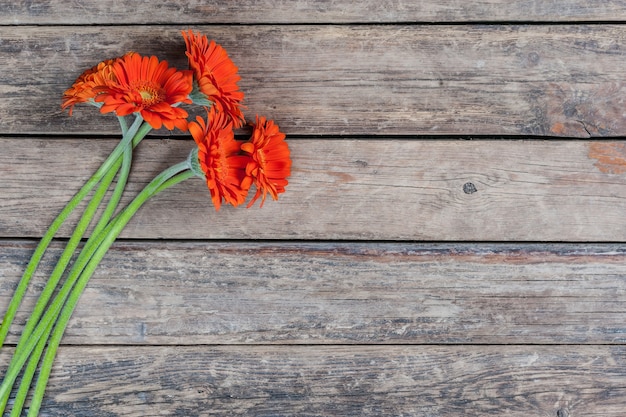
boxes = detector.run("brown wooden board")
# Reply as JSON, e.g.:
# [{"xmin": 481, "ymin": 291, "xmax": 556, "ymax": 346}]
[
  {"xmin": 2, "ymin": 25, "xmax": 626, "ymax": 136},
  {"xmin": 1, "ymin": 241, "xmax": 625, "ymax": 345},
  {"xmin": 0, "ymin": 345, "xmax": 624, "ymax": 416},
  {"xmin": 3, "ymin": 0, "xmax": 626, "ymax": 24},
  {"xmin": 1, "ymin": 138, "xmax": 625, "ymax": 241}
]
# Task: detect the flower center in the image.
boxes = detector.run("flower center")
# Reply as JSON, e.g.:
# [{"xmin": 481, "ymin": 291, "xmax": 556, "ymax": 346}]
[{"xmin": 131, "ymin": 81, "xmax": 165, "ymax": 106}]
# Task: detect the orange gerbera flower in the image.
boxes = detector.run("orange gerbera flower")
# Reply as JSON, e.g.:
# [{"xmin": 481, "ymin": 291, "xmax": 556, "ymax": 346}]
[
  {"xmin": 61, "ymin": 53, "xmax": 133, "ymax": 115},
  {"xmin": 96, "ymin": 53, "xmax": 193, "ymax": 131},
  {"xmin": 241, "ymin": 116, "xmax": 291, "ymax": 208},
  {"xmin": 182, "ymin": 30, "xmax": 245, "ymax": 127},
  {"xmin": 189, "ymin": 107, "xmax": 250, "ymax": 211}
]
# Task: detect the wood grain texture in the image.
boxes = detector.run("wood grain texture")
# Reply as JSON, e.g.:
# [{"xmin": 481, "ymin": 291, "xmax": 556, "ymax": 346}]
[
  {"xmin": 2, "ymin": 241, "xmax": 626, "ymax": 345},
  {"xmin": 2, "ymin": 25, "xmax": 626, "ymax": 136},
  {"xmin": 0, "ymin": 345, "xmax": 624, "ymax": 416},
  {"xmin": 3, "ymin": 0, "xmax": 626, "ymax": 24},
  {"xmin": 2, "ymin": 3, "xmax": 626, "ymax": 416},
  {"xmin": 1, "ymin": 137, "xmax": 625, "ymax": 241}
]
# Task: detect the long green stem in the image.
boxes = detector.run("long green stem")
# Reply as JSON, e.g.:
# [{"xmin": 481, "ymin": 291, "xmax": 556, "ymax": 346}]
[
  {"xmin": 0, "ymin": 297, "xmax": 62, "ymax": 403},
  {"xmin": 2, "ymin": 158, "xmax": 122, "ymax": 416},
  {"xmin": 7, "ymin": 135, "xmax": 136, "ymax": 417},
  {"xmin": 20, "ymin": 156, "xmax": 121, "ymax": 343},
  {"xmin": 8, "ymin": 316, "xmax": 54, "ymax": 417},
  {"xmin": 0, "ymin": 116, "xmax": 151, "ymax": 415},
  {"xmin": 92, "ymin": 136, "xmax": 134, "ymax": 238},
  {"xmin": 0, "ymin": 140, "xmax": 159, "ymax": 410},
  {"xmin": 117, "ymin": 116, "xmax": 129, "ymax": 137},
  {"xmin": 0, "ymin": 116, "xmax": 144, "ymax": 350},
  {"xmin": 0, "ymin": 164, "xmax": 193, "ymax": 409},
  {"xmin": 0, "ymin": 122, "xmax": 140, "ymax": 412},
  {"xmin": 27, "ymin": 165, "xmax": 194, "ymax": 416}
]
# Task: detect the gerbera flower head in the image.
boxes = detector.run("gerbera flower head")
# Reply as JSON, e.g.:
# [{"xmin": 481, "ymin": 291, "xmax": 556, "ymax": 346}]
[
  {"xmin": 182, "ymin": 30, "xmax": 245, "ymax": 127},
  {"xmin": 188, "ymin": 106, "xmax": 250, "ymax": 211},
  {"xmin": 96, "ymin": 53, "xmax": 193, "ymax": 131},
  {"xmin": 241, "ymin": 116, "xmax": 291, "ymax": 208},
  {"xmin": 61, "ymin": 53, "xmax": 133, "ymax": 115}
]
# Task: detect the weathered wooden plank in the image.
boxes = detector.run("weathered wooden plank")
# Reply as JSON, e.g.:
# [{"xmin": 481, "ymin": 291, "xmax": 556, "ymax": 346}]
[
  {"xmin": 2, "ymin": 25, "xmax": 626, "ymax": 136},
  {"xmin": 1, "ymin": 138, "xmax": 625, "ymax": 241},
  {"xmin": 1, "ymin": 241, "xmax": 625, "ymax": 344},
  {"xmin": 0, "ymin": 345, "xmax": 624, "ymax": 416},
  {"xmin": 3, "ymin": 0, "xmax": 626, "ymax": 24}
]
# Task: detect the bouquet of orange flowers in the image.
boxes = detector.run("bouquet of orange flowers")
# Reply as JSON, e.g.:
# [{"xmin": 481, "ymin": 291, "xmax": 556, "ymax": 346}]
[{"xmin": 0, "ymin": 29, "xmax": 291, "ymax": 416}]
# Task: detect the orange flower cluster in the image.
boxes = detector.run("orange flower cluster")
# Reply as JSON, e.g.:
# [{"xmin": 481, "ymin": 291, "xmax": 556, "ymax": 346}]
[
  {"xmin": 182, "ymin": 30, "xmax": 245, "ymax": 127},
  {"xmin": 96, "ymin": 54, "xmax": 193, "ymax": 131},
  {"xmin": 61, "ymin": 30, "xmax": 291, "ymax": 211},
  {"xmin": 189, "ymin": 107, "xmax": 292, "ymax": 210},
  {"xmin": 61, "ymin": 52, "xmax": 133, "ymax": 116},
  {"xmin": 241, "ymin": 116, "xmax": 291, "ymax": 207}
]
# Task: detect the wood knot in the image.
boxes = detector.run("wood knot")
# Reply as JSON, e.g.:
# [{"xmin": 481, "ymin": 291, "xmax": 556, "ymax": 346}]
[{"xmin": 463, "ymin": 182, "xmax": 477, "ymax": 194}]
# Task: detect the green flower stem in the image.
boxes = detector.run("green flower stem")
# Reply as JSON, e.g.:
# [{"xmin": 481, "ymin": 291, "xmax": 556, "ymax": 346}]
[
  {"xmin": 0, "ymin": 123, "xmax": 148, "ymax": 416},
  {"xmin": 0, "ymin": 116, "xmax": 150, "ymax": 415},
  {"xmin": 20, "ymin": 153, "xmax": 120, "ymax": 342},
  {"xmin": 8, "ymin": 315, "xmax": 54, "ymax": 417},
  {"xmin": 92, "ymin": 136, "xmax": 134, "ymax": 238},
  {"xmin": 0, "ymin": 292, "xmax": 63, "ymax": 404},
  {"xmin": 0, "ymin": 116, "xmax": 145, "ymax": 350},
  {"xmin": 27, "ymin": 164, "xmax": 194, "ymax": 416},
  {"xmin": 117, "ymin": 115, "xmax": 129, "ymax": 137},
  {"xmin": 0, "ymin": 162, "xmax": 193, "ymax": 409},
  {"xmin": 6, "ymin": 136, "xmax": 137, "ymax": 417},
  {"xmin": 0, "ymin": 155, "xmax": 122, "ymax": 416},
  {"xmin": 0, "ymin": 128, "xmax": 161, "ymax": 410}
]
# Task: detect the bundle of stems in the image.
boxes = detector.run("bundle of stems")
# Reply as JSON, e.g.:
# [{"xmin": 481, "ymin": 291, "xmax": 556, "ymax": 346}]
[{"xmin": 0, "ymin": 115, "xmax": 193, "ymax": 416}]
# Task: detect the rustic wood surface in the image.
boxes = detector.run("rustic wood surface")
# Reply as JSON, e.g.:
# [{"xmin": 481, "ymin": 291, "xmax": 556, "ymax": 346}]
[
  {"xmin": 3, "ymin": 0, "xmax": 626, "ymax": 24},
  {"xmin": 1, "ymin": 1, "xmax": 626, "ymax": 416},
  {"xmin": 1, "ymin": 345, "xmax": 624, "ymax": 416},
  {"xmin": 1, "ymin": 137, "xmax": 626, "ymax": 241},
  {"xmin": 3, "ymin": 25, "xmax": 626, "ymax": 136},
  {"xmin": 1, "ymin": 241, "xmax": 626, "ymax": 345}
]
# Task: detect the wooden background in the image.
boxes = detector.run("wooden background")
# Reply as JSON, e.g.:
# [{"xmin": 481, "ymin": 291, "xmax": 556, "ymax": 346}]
[{"xmin": 1, "ymin": 1, "xmax": 626, "ymax": 416}]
